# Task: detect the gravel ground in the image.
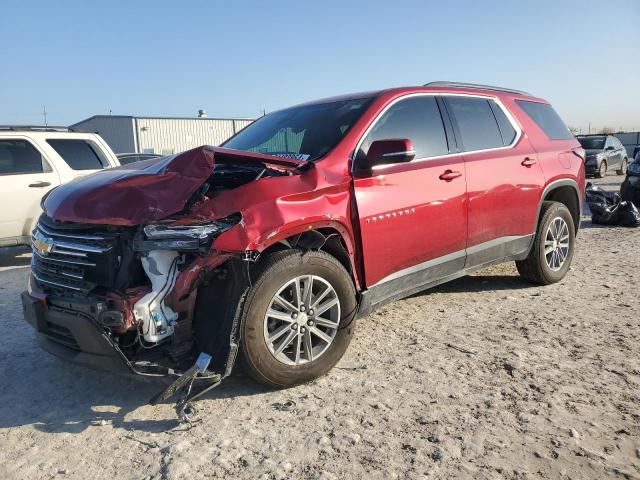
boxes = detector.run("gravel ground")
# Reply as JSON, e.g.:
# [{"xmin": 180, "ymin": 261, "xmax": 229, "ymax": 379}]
[{"xmin": 0, "ymin": 175, "xmax": 638, "ymax": 480}]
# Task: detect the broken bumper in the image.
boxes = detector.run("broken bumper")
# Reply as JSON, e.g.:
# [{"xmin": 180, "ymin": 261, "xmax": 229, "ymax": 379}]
[{"xmin": 21, "ymin": 291, "xmax": 173, "ymax": 379}]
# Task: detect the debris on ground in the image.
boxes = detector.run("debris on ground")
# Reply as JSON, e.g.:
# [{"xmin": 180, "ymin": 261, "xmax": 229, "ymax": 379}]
[
  {"xmin": 272, "ymin": 400, "xmax": 297, "ymax": 412},
  {"xmin": 586, "ymin": 183, "xmax": 640, "ymax": 227}
]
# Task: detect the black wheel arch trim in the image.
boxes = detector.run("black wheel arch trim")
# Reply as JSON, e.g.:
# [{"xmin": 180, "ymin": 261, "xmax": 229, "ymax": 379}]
[{"xmin": 534, "ymin": 179, "xmax": 582, "ymax": 239}]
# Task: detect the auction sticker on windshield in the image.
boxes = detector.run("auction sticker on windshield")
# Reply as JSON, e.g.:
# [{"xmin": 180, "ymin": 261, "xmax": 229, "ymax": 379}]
[{"xmin": 273, "ymin": 153, "xmax": 310, "ymax": 161}]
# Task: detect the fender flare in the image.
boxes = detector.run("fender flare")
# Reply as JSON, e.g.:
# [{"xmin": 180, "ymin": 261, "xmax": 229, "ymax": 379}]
[
  {"xmin": 533, "ymin": 178, "xmax": 582, "ymax": 233},
  {"xmin": 518, "ymin": 179, "xmax": 582, "ymax": 259}
]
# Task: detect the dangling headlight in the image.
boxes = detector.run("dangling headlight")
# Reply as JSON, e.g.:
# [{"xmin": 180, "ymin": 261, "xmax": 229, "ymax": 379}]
[{"xmin": 135, "ymin": 214, "xmax": 241, "ymax": 252}]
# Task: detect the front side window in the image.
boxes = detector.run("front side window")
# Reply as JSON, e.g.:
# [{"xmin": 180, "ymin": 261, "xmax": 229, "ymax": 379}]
[
  {"xmin": 358, "ymin": 96, "xmax": 449, "ymax": 160},
  {"xmin": 223, "ymin": 98, "xmax": 373, "ymax": 161},
  {"xmin": 445, "ymin": 97, "xmax": 504, "ymax": 151},
  {"xmin": 0, "ymin": 139, "xmax": 49, "ymax": 175},
  {"xmin": 516, "ymin": 100, "xmax": 573, "ymax": 140},
  {"xmin": 46, "ymin": 139, "xmax": 108, "ymax": 170}
]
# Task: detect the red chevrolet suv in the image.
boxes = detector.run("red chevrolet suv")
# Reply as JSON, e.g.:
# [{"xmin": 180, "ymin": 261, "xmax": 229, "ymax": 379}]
[{"xmin": 22, "ymin": 82, "xmax": 585, "ymax": 390}]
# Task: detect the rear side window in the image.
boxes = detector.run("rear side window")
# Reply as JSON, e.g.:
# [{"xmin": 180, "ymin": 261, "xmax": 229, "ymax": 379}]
[
  {"xmin": 0, "ymin": 140, "xmax": 50, "ymax": 175},
  {"xmin": 445, "ymin": 97, "xmax": 505, "ymax": 151},
  {"xmin": 358, "ymin": 96, "xmax": 449, "ymax": 160},
  {"xmin": 46, "ymin": 139, "xmax": 108, "ymax": 170},
  {"xmin": 489, "ymin": 101, "xmax": 517, "ymax": 145},
  {"xmin": 515, "ymin": 100, "xmax": 573, "ymax": 140}
]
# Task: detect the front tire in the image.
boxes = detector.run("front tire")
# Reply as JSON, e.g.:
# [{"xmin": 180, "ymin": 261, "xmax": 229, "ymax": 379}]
[
  {"xmin": 616, "ymin": 158, "xmax": 628, "ymax": 175},
  {"xmin": 597, "ymin": 160, "xmax": 607, "ymax": 178},
  {"xmin": 240, "ymin": 249, "xmax": 357, "ymax": 387},
  {"xmin": 516, "ymin": 201, "xmax": 576, "ymax": 285}
]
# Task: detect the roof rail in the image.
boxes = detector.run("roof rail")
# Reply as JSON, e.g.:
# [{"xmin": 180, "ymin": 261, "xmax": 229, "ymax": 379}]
[
  {"xmin": 0, "ymin": 125, "xmax": 71, "ymax": 132},
  {"xmin": 423, "ymin": 81, "xmax": 531, "ymax": 96}
]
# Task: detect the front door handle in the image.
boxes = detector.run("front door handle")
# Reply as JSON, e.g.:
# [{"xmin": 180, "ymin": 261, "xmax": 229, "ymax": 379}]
[
  {"xmin": 439, "ymin": 170, "xmax": 462, "ymax": 182},
  {"xmin": 28, "ymin": 181, "xmax": 51, "ymax": 188},
  {"xmin": 521, "ymin": 157, "xmax": 537, "ymax": 167}
]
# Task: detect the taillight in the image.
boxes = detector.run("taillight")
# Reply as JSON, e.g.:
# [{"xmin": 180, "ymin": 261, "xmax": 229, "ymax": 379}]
[{"xmin": 572, "ymin": 147, "xmax": 586, "ymax": 162}]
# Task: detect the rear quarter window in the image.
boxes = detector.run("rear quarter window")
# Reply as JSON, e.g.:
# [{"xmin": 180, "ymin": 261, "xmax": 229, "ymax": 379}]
[
  {"xmin": 515, "ymin": 100, "xmax": 573, "ymax": 140},
  {"xmin": 46, "ymin": 139, "xmax": 109, "ymax": 170}
]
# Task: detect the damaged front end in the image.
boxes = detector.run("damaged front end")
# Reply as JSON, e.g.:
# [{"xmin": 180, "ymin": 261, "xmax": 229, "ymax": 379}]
[
  {"xmin": 22, "ymin": 146, "xmax": 311, "ymax": 420},
  {"xmin": 24, "ymin": 209, "xmax": 243, "ymax": 380}
]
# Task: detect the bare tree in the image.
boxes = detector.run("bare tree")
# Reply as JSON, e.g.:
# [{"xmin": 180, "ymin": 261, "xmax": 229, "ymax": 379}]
[{"xmin": 598, "ymin": 127, "xmax": 614, "ymax": 134}]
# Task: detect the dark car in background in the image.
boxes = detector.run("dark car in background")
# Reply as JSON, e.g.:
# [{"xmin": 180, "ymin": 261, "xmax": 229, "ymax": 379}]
[
  {"xmin": 620, "ymin": 150, "xmax": 640, "ymax": 208},
  {"xmin": 577, "ymin": 134, "xmax": 629, "ymax": 178}
]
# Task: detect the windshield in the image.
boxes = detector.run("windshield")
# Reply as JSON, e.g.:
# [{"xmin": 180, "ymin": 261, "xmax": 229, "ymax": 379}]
[
  {"xmin": 578, "ymin": 136, "xmax": 606, "ymax": 150},
  {"xmin": 222, "ymin": 98, "xmax": 373, "ymax": 161}
]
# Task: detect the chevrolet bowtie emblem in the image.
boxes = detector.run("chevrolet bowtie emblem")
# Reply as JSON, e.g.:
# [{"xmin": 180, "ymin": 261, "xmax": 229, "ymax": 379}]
[{"xmin": 33, "ymin": 231, "xmax": 54, "ymax": 256}]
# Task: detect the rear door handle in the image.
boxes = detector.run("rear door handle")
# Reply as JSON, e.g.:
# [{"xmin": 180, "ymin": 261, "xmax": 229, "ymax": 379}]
[
  {"xmin": 439, "ymin": 170, "xmax": 462, "ymax": 181},
  {"xmin": 28, "ymin": 181, "xmax": 51, "ymax": 188},
  {"xmin": 521, "ymin": 157, "xmax": 537, "ymax": 167}
]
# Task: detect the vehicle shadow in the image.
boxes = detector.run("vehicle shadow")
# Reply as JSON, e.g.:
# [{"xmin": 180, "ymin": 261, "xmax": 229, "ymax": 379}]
[
  {"xmin": 0, "ymin": 353, "xmax": 272, "ymax": 434},
  {"xmin": 0, "ymin": 246, "xmax": 31, "ymax": 268},
  {"xmin": 0, "ymin": 244, "xmax": 579, "ymax": 435},
  {"xmin": 579, "ymin": 218, "xmax": 635, "ymax": 230},
  {"xmin": 411, "ymin": 273, "xmax": 533, "ymax": 297}
]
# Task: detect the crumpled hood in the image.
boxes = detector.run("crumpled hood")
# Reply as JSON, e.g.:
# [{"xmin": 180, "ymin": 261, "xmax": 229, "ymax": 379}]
[{"xmin": 44, "ymin": 146, "xmax": 307, "ymax": 226}]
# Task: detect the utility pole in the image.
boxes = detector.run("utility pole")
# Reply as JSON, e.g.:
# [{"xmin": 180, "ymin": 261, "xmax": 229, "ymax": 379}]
[
  {"xmin": 43, "ymin": 105, "xmax": 48, "ymax": 126},
  {"xmin": 588, "ymin": 121, "xmax": 591, "ymax": 134}
]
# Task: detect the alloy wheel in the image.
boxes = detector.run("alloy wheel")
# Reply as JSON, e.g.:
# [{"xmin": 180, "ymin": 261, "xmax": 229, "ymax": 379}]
[
  {"xmin": 263, "ymin": 275, "xmax": 340, "ymax": 365},
  {"xmin": 544, "ymin": 217, "xmax": 570, "ymax": 271}
]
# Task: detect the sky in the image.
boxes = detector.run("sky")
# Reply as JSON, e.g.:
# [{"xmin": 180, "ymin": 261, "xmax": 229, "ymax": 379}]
[{"xmin": 1, "ymin": 0, "xmax": 639, "ymax": 133}]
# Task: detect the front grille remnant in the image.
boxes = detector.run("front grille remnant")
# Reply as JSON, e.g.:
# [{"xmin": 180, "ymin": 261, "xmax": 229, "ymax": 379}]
[{"xmin": 31, "ymin": 216, "xmax": 121, "ymax": 295}]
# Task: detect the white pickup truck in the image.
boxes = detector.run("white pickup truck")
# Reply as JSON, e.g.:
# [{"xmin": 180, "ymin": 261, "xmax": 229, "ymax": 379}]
[{"xmin": 0, "ymin": 127, "xmax": 120, "ymax": 247}]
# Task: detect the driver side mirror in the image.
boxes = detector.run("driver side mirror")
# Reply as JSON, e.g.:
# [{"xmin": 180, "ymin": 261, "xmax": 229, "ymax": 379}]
[
  {"xmin": 606, "ymin": 145, "xmax": 615, "ymax": 151},
  {"xmin": 363, "ymin": 138, "xmax": 415, "ymax": 168}
]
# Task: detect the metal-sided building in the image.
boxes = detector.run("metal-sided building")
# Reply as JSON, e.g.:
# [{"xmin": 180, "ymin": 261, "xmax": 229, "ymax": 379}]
[{"xmin": 70, "ymin": 114, "xmax": 254, "ymax": 155}]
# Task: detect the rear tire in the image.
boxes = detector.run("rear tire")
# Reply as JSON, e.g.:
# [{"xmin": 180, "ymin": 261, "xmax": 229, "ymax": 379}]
[
  {"xmin": 239, "ymin": 249, "xmax": 357, "ymax": 387},
  {"xmin": 596, "ymin": 160, "xmax": 607, "ymax": 178},
  {"xmin": 616, "ymin": 158, "xmax": 628, "ymax": 175},
  {"xmin": 516, "ymin": 201, "xmax": 576, "ymax": 285}
]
